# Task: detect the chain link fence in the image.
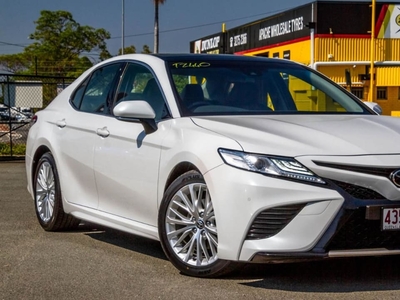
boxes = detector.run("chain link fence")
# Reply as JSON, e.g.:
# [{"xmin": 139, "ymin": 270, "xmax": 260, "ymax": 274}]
[{"xmin": 0, "ymin": 73, "xmax": 75, "ymax": 160}]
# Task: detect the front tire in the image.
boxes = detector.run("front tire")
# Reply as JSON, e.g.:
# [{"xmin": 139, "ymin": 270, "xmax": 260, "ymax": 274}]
[
  {"xmin": 158, "ymin": 170, "xmax": 237, "ymax": 277},
  {"xmin": 34, "ymin": 152, "xmax": 79, "ymax": 231}
]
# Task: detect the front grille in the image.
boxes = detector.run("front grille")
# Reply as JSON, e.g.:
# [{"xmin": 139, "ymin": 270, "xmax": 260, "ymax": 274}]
[
  {"xmin": 313, "ymin": 161, "xmax": 396, "ymax": 178},
  {"xmin": 331, "ymin": 180, "xmax": 385, "ymax": 200},
  {"xmin": 246, "ymin": 203, "xmax": 306, "ymax": 240},
  {"xmin": 327, "ymin": 208, "xmax": 400, "ymax": 250}
]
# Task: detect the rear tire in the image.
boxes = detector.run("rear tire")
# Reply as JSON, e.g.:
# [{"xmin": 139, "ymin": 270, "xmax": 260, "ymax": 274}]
[
  {"xmin": 158, "ymin": 170, "xmax": 238, "ymax": 277},
  {"xmin": 34, "ymin": 152, "xmax": 80, "ymax": 231}
]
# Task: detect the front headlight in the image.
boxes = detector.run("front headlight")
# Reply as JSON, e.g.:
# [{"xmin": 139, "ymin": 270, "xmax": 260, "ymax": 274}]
[{"xmin": 218, "ymin": 149, "xmax": 325, "ymax": 184}]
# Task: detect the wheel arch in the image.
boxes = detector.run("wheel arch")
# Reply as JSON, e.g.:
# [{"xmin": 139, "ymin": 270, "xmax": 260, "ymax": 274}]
[
  {"xmin": 164, "ymin": 161, "xmax": 200, "ymax": 192},
  {"xmin": 31, "ymin": 145, "xmax": 51, "ymax": 187}
]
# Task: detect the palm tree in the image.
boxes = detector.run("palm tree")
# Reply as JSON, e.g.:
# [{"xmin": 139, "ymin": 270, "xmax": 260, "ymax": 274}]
[{"xmin": 153, "ymin": 0, "xmax": 166, "ymax": 53}]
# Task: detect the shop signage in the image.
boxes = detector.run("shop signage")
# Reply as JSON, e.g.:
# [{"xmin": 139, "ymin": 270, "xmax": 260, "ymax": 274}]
[
  {"xmin": 377, "ymin": 4, "xmax": 400, "ymax": 38},
  {"xmin": 191, "ymin": 34, "xmax": 222, "ymax": 54},
  {"xmin": 259, "ymin": 17, "xmax": 304, "ymax": 41},
  {"xmin": 227, "ymin": 3, "xmax": 312, "ymax": 53}
]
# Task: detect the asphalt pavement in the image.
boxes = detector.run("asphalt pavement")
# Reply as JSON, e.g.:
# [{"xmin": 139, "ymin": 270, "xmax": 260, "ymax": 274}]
[{"xmin": 2, "ymin": 161, "xmax": 400, "ymax": 300}]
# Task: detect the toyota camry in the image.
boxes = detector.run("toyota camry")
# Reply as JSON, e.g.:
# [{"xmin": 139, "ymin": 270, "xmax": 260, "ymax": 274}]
[{"xmin": 25, "ymin": 54, "xmax": 400, "ymax": 277}]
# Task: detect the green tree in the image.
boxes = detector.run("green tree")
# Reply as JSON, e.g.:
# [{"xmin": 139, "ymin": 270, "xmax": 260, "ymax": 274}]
[
  {"xmin": 0, "ymin": 53, "xmax": 29, "ymax": 74},
  {"xmin": 141, "ymin": 44, "xmax": 152, "ymax": 54},
  {"xmin": 99, "ymin": 50, "xmax": 112, "ymax": 61},
  {"xmin": 116, "ymin": 45, "xmax": 151, "ymax": 56},
  {"xmin": 25, "ymin": 10, "xmax": 111, "ymax": 76},
  {"xmin": 118, "ymin": 45, "xmax": 136, "ymax": 55},
  {"xmin": 153, "ymin": 0, "xmax": 166, "ymax": 53},
  {"xmin": 67, "ymin": 56, "xmax": 93, "ymax": 77}
]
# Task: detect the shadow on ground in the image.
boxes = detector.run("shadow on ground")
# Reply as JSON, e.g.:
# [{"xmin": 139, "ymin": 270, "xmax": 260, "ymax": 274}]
[
  {"xmin": 75, "ymin": 222, "xmax": 167, "ymax": 261},
  {"xmin": 65, "ymin": 221, "xmax": 400, "ymax": 293}
]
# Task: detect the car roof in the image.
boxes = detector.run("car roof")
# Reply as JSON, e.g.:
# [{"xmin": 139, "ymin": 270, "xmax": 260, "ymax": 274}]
[
  {"xmin": 101, "ymin": 53, "xmax": 298, "ymax": 66},
  {"xmin": 152, "ymin": 53, "xmax": 294, "ymax": 64}
]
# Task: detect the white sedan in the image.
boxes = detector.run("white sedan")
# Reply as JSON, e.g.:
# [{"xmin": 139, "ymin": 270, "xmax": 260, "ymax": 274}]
[{"xmin": 26, "ymin": 54, "xmax": 400, "ymax": 277}]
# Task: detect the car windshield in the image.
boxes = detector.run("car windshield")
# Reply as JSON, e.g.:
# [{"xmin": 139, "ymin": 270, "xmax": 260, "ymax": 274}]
[{"xmin": 167, "ymin": 59, "xmax": 369, "ymax": 116}]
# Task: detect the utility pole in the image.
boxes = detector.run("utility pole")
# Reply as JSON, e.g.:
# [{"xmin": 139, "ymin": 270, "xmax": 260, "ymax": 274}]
[
  {"xmin": 122, "ymin": 0, "xmax": 125, "ymax": 54},
  {"xmin": 222, "ymin": 23, "xmax": 226, "ymax": 54},
  {"xmin": 368, "ymin": 0, "xmax": 376, "ymax": 102},
  {"xmin": 310, "ymin": 3, "xmax": 315, "ymax": 69}
]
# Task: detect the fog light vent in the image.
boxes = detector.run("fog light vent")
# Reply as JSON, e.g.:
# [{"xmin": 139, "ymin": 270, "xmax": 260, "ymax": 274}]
[{"xmin": 246, "ymin": 203, "xmax": 306, "ymax": 240}]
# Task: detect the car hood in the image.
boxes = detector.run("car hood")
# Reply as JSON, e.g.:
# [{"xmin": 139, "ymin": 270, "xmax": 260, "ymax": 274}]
[{"xmin": 191, "ymin": 115, "xmax": 400, "ymax": 156}]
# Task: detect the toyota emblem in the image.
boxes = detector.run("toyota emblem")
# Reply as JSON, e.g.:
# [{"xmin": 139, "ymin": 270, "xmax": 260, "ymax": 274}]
[{"xmin": 390, "ymin": 170, "xmax": 400, "ymax": 187}]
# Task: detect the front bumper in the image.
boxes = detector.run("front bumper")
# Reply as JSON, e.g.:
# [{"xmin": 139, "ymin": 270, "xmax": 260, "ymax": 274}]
[
  {"xmin": 204, "ymin": 154, "xmax": 400, "ymax": 262},
  {"xmin": 251, "ymin": 248, "xmax": 400, "ymax": 263},
  {"xmin": 204, "ymin": 164, "xmax": 344, "ymax": 261},
  {"xmin": 250, "ymin": 203, "xmax": 400, "ymax": 263}
]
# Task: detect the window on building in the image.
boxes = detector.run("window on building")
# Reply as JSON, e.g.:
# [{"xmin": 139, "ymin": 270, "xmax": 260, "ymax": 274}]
[
  {"xmin": 377, "ymin": 87, "xmax": 387, "ymax": 100},
  {"xmin": 283, "ymin": 50, "xmax": 291, "ymax": 60},
  {"xmin": 351, "ymin": 87, "xmax": 364, "ymax": 99},
  {"xmin": 398, "ymin": 87, "xmax": 400, "ymax": 100},
  {"xmin": 256, "ymin": 52, "xmax": 269, "ymax": 58}
]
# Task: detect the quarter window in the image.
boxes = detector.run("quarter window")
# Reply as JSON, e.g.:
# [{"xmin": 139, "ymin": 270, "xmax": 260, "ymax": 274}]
[
  {"xmin": 71, "ymin": 77, "xmax": 89, "ymax": 109},
  {"xmin": 72, "ymin": 63, "xmax": 124, "ymax": 114}
]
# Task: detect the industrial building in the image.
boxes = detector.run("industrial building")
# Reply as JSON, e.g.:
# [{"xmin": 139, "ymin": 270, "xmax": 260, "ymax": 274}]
[{"xmin": 191, "ymin": 1, "xmax": 400, "ymax": 116}]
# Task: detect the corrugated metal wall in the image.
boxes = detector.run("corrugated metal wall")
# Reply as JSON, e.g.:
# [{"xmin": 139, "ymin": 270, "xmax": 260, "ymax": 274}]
[
  {"xmin": 375, "ymin": 39, "xmax": 400, "ymax": 61},
  {"xmin": 317, "ymin": 38, "xmax": 370, "ymax": 61},
  {"xmin": 316, "ymin": 38, "xmax": 400, "ymax": 62},
  {"xmin": 377, "ymin": 67, "xmax": 400, "ymax": 86},
  {"xmin": 318, "ymin": 65, "xmax": 365, "ymax": 85}
]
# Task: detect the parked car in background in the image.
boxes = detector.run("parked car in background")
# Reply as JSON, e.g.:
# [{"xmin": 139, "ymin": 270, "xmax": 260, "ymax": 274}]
[
  {"xmin": 0, "ymin": 105, "xmax": 8, "ymax": 120},
  {"xmin": 20, "ymin": 107, "xmax": 33, "ymax": 119},
  {"xmin": 25, "ymin": 54, "xmax": 400, "ymax": 277},
  {"xmin": 0, "ymin": 106, "xmax": 32, "ymax": 122}
]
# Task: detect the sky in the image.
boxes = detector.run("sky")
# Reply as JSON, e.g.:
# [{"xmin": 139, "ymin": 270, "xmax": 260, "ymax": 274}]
[{"xmin": 0, "ymin": 0, "xmax": 371, "ymax": 61}]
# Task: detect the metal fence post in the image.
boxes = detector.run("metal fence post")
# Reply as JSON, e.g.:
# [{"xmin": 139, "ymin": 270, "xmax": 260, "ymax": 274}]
[{"xmin": 6, "ymin": 75, "xmax": 13, "ymax": 157}]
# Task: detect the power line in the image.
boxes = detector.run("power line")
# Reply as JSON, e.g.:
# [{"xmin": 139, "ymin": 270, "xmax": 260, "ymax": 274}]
[
  {"xmin": 0, "ymin": 41, "xmax": 29, "ymax": 48},
  {"xmin": 111, "ymin": 8, "xmax": 288, "ymax": 40}
]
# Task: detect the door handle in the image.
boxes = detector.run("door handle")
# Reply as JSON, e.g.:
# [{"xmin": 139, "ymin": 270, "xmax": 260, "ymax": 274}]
[
  {"xmin": 96, "ymin": 127, "xmax": 110, "ymax": 138},
  {"xmin": 56, "ymin": 119, "xmax": 66, "ymax": 128}
]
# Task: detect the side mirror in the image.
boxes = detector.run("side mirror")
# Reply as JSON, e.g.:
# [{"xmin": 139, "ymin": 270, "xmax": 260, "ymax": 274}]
[
  {"xmin": 363, "ymin": 101, "xmax": 382, "ymax": 115},
  {"xmin": 113, "ymin": 100, "xmax": 158, "ymax": 134}
]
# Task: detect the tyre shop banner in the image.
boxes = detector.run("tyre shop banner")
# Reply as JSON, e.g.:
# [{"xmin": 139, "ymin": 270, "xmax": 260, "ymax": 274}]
[{"xmin": 227, "ymin": 3, "xmax": 312, "ymax": 53}]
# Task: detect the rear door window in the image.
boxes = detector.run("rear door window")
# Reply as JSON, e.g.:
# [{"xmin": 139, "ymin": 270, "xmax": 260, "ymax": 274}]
[{"xmin": 71, "ymin": 63, "xmax": 124, "ymax": 114}]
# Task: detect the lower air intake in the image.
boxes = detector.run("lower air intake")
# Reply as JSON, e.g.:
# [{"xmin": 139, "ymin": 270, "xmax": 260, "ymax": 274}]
[{"xmin": 246, "ymin": 203, "xmax": 306, "ymax": 240}]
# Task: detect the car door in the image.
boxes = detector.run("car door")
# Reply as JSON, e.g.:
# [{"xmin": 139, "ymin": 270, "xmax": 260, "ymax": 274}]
[
  {"xmin": 53, "ymin": 62, "xmax": 125, "ymax": 209},
  {"xmin": 93, "ymin": 62, "xmax": 170, "ymax": 226}
]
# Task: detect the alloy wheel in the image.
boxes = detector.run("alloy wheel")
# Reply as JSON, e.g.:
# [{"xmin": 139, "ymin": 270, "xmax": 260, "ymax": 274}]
[
  {"xmin": 35, "ymin": 161, "xmax": 56, "ymax": 223},
  {"xmin": 165, "ymin": 183, "xmax": 218, "ymax": 267}
]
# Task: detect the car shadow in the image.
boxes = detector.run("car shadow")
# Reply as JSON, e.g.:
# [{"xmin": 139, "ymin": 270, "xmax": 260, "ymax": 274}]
[
  {"xmin": 73, "ymin": 221, "xmax": 168, "ymax": 261},
  {"xmin": 70, "ymin": 222, "xmax": 400, "ymax": 292},
  {"xmin": 230, "ymin": 256, "xmax": 400, "ymax": 292}
]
